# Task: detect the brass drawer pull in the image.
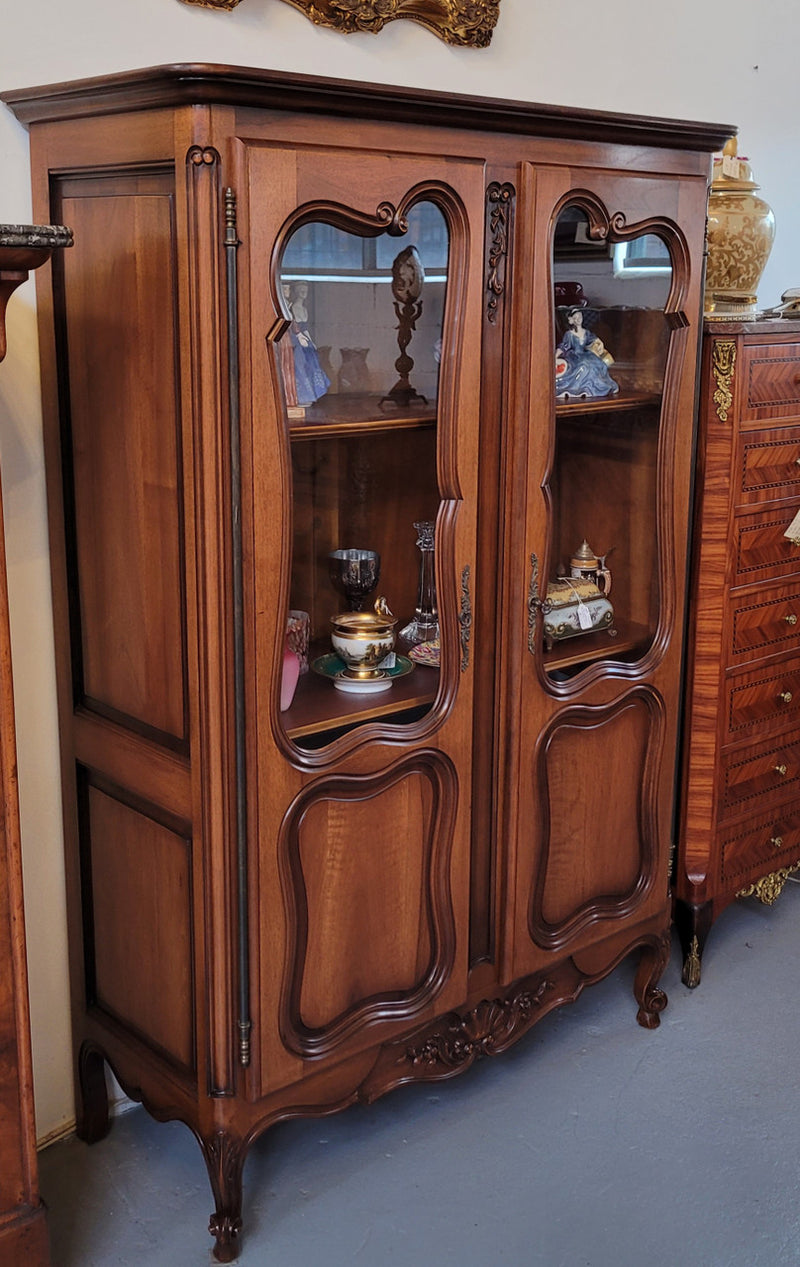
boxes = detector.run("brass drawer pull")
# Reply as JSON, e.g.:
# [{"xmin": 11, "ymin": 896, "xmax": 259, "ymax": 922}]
[
  {"xmin": 779, "ymin": 689, "xmax": 793, "ymax": 704},
  {"xmin": 774, "ymin": 763, "xmax": 788, "ymax": 777},
  {"xmin": 784, "ymin": 613, "xmax": 798, "ymax": 626},
  {"xmin": 770, "ymin": 835, "xmax": 784, "ymax": 850},
  {"xmin": 795, "ymin": 456, "xmax": 800, "ymax": 466}
]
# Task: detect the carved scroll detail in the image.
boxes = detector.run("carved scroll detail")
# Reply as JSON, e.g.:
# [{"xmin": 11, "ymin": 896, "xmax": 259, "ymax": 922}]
[
  {"xmin": 485, "ymin": 181, "xmax": 515, "ymax": 323},
  {"xmin": 406, "ymin": 977, "xmax": 555, "ymax": 1072},
  {"xmin": 711, "ymin": 339, "xmax": 736, "ymax": 422},
  {"xmin": 177, "ymin": 0, "xmax": 501, "ymax": 46}
]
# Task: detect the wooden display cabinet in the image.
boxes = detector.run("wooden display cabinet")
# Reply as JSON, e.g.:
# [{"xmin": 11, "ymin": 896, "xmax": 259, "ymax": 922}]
[
  {"xmin": 677, "ymin": 319, "xmax": 800, "ymax": 984},
  {"xmin": 2, "ymin": 66, "xmax": 728, "ymax": 1260}
]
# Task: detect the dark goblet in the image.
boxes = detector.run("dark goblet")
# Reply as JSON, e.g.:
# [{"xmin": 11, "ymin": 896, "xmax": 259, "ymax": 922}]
[{"xmin": 329, "ymin": 548, "xmax": 381, "ymax": 611}]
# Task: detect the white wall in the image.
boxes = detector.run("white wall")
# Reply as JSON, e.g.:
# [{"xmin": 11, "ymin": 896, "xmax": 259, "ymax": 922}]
[{"xmin": 1, "ymin": 0, "xmax": 798, "ymax": 1144}]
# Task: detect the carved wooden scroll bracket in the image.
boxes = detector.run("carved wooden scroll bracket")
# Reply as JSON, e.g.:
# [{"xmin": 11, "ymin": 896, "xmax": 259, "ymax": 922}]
[{"xmin": 177, "ymin": 0, "xmax": 501, "ymax": 47}]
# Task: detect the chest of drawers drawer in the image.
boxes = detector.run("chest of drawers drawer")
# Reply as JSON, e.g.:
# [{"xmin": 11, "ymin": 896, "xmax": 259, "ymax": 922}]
[
  {"xmin": 741, "ymin": 342, "xmax": 800, "ymax": 428},
  {"xmin": 729, "ymin": 581, "xmax": 800, "ymax": 662},
  {"xmin": 724, "ymin": 660, "xmax": 800, "ymax": 740},
  {"xmin": 720, "ymin": 808, "xmax": 800, "ymax": 886},
  {"xmin": 721, "ymin": 733, "xmax": 800, "ymax": 818},
  {"xmin": 732, "ymin": 510, "xmax": 800, "ymax": 587},
  {"xmin": 736, "ymin": 428, "xmax": 800, "ymax": 506}
]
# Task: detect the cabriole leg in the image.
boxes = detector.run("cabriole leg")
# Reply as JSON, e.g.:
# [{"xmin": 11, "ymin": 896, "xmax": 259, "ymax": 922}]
[
  {"xmin": 633, "ymin": 933, "xmax": 670, "ymax": 1029},
  {"xmin": 76, "ymin": 1043, "xmax": 111, "ymax": 1144},
  {"xmin": 201, "ymin": 1130, "xmax": 247, "ymax": 1263}
]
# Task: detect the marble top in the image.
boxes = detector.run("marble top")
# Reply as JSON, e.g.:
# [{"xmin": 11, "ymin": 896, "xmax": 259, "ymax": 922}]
[{"xmin": 0, "ymin": 223, "xmax": 73, "ymax": 249}]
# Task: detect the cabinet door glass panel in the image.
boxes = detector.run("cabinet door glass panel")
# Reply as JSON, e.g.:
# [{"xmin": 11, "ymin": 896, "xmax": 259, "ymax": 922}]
[
  {"xmin": 276, "ymin": 201, "xmax": 449, "ymax": 748},
  {"xmin": 545, "ymin": 205, "xmax": 673, "ymax": 680}
]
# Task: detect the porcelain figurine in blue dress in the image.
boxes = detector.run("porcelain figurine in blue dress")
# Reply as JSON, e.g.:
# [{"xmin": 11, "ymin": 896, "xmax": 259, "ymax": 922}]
[
  {"xmin": 290, "ymin": 280, "xmax": 331, "ymax": 405},
  {"xmin": 555, "ymin": 305, "xmax": 619, "ymax": 399}
]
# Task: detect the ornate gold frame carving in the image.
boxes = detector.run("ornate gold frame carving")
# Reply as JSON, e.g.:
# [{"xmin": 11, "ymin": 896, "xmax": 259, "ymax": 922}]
[
  {"xmin": 737, "ymin": 860, "xmax": 800, "ymax": 905},
  {"xmin": 177, "ymin": 0, "xmax": 501, "ymax": 46},
  {"xmin": 711, "ymin": 339, "xmax": 736, "ymax": 422}
]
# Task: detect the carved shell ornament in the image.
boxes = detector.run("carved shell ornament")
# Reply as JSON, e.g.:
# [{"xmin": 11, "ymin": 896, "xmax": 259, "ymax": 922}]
[{"xmin": 177, "ymin": 0, "xmax": 501, "ymax": 46}]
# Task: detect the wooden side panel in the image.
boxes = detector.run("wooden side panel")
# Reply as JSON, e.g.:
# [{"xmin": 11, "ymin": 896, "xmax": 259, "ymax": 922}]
[
  {"xmin": 81, "ymin": 777, "xmax": 194, "ymax": 1070},
  {"xmin": 57, "ymin": 171, "xmax": 186, "ymax": 746}
]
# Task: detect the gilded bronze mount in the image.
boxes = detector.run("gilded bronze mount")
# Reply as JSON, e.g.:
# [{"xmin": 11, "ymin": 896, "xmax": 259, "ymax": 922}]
[{"xmin": 177, "ymin": 0, "xmax": 501, "ymax": 47}]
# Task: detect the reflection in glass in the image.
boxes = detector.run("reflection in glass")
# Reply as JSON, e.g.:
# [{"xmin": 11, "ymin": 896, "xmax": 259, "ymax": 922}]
[
  {"xmin": 545, "ymin": 205, "xmax": 672, "ymax": 679},
  {"xmin": 276, "ymin": 200, "xmax": 449, "ymax": 746}
]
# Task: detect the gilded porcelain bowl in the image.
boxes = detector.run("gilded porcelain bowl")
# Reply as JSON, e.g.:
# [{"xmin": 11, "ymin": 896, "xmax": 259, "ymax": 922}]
[{"xmin": 330, "ymin": 597, "xmax": 396, "ymax": 679}]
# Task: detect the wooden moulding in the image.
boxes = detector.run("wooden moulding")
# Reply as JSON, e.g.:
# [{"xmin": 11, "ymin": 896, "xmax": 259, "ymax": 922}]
[{"xmin": 1, "ymin": 64, "xmax": 734, "ymax": 154}]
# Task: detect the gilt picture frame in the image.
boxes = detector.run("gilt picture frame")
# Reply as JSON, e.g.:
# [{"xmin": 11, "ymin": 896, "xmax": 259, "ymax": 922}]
[{"xmin": 178, "ymin": 0, "xmax": 501, "ymax": 48}]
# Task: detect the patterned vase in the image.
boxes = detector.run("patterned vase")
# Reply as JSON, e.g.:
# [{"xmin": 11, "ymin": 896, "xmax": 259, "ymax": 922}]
[{"xmin": 705, "ymin": 137, "xmax": 775, "ymax": 319}]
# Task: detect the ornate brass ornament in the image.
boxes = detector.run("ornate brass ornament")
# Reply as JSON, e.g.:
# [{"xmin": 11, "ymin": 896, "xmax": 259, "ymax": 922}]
[
  {"xmin": 486, "ymin": 181, "xmax": 515, "ymax": 323},
  {"xmin": 527, "ymin": 552, "xmax": 540, "ymax": 655},
  {"xmin": 459, "ymin": 564, "xmax": 472, "ymax": 671},
  {"xmin": 711, "ymin": 339, "xmax": 736, "ymax": 422},
  {"xmin": 177, "ymin": 0, "xmax": 502, "ymax": 46},
  {"xmin": 682, "ymin": 935, "xmax": 702, "ymax": 989},
  {"xmin": 737, "ymin": 860, "xmax": 800, "ymax": 905}
]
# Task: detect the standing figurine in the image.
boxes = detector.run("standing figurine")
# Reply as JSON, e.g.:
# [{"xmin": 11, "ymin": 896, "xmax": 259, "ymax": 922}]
[
  {"xmin": 290, "ymin": 280, "xmax": 330, "ymax": 406},
  {"xmin": 279, "ymin": 281, "xmax": 299, "ymax": 410},
  {"xmin": 555, "ymin": 305, "xmax": 619, "ymax": 399}
]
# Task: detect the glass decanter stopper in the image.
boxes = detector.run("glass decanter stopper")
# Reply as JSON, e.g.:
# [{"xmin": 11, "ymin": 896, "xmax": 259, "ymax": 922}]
[{"xmin": 400, "ymin": 520, "xmax": 439, "ymax": 644}]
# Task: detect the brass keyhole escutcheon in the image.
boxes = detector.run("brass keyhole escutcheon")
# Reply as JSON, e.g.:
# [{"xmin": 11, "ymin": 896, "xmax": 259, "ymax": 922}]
[
  {"xmin": 784, "ymin": 612, "xmax": 798, "ymax": 625},
  {"xmin": 779, "ymin": 690, "xmax": 793, "ymax": 704},
  {"xmin": 770, "ymin": 835, "xmax": 784, "ymax": 850},
  {"xmin": 774, "ymin": 763, "xmax": 788, "ymax": 777}
]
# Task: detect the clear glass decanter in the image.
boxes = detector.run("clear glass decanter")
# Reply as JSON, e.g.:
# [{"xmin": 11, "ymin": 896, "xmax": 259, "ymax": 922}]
[{"xmin": 400, "ymin": 520, "xmax": 439, "ymax": 644}]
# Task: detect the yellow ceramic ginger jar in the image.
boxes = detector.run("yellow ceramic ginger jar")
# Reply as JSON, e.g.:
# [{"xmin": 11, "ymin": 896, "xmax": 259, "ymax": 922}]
[{"xmin": 705, "ymin": 136, "xmax": 775, "ymax": 319}]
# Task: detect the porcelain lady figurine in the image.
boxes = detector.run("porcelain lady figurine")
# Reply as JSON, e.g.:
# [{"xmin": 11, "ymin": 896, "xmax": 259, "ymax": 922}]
[
  {"xmin": 290, "ymin": 280, "xmax": 331, "ymax": 405},
  {"xmin": 555, "ymin": 306, "xmax": 619, "ymax": 399},
  {"xmin": 279, "ymin": 281, "xmax": 299, "ymax": 409}
]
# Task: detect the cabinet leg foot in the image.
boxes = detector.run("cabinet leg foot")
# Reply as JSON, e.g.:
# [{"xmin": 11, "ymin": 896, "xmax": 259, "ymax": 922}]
[
  {"xmin": 633, "ymin": 933, "xmax": 669, "ymax": 1029},
  {"xmin": 674, "ymin": 899, "xmax": 713, "ymax": 988},
  {"xmin": 76, "ymin": 1043, "xmax": 111, "ymax": 1143},
  {"xmin": 201, "ymin": 1130, "xmax": 246, "ymax": 1262}
]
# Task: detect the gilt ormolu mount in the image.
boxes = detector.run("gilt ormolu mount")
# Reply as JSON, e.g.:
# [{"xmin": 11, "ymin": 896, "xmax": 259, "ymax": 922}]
[{"xmin": 177, "ymin": 0, "xmax": 501, "ymax": 47}]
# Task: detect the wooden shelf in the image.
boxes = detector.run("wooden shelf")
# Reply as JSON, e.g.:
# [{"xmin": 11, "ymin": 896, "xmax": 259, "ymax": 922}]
[
  {"xmin": 543, "ymin": 617, "xmax": 651, "ymax": 671},
  {"xmin": 555, "ymin": 390, "xmax": 661, "ymax": 418},
  {"xmin": 284, "ymin": 658, "xmax": 439, "ymax": 739},
  {"xmin": 289, "ymin": 393, "xmax": 436, "ymax": 441}
]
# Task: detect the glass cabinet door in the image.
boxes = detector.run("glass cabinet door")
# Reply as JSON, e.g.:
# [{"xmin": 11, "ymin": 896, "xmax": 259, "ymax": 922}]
[
  {"xmin": 273, "ymin": 200, "xmax": 451, "ymax": 748},
  {"xmin": 542, "ymin": 201, "xmax": 676, "ymax": 680}
]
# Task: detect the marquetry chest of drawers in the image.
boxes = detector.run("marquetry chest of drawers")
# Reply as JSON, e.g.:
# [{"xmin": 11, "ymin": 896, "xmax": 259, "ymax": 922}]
[{"xmin": 676, "ymin": 318, "xmax": 800, "ymax": 985}]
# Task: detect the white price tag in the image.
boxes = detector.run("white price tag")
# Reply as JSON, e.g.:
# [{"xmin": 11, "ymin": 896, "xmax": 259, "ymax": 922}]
[
  {"xmin": 784, "ymin": 509, "xmax": 800, "ymax": 546},
  {"xmin": 721, "ymin": 154, "xmax": 740, "ymax": 180},
  {"xmin": 378, "ymin": 651, "xmax": 396, "ymax": 669},
  {"xmin": 576, "ymin": 600, "xmax": 593, "ymax": 631}
]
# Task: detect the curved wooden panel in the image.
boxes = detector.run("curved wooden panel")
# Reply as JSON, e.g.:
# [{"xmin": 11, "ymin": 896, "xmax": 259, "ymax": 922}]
[
  {"xmin": 278, "ymin": 752, "xmax": 458, "ymax": 1057},
  {"xmin": 529, "ymin": 690, "xmax": 665, "ymax": 949}
]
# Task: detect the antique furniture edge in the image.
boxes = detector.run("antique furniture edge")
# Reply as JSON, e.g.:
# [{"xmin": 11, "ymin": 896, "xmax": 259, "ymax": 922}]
[{"xmin": 1, "ymin": 62, "xmax": 733, "ymax": 152}]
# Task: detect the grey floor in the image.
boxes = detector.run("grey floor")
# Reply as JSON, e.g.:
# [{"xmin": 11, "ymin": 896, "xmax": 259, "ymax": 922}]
[{"xmin": 39, "ymin": 885, "xmax": 800, "ymax": 1267}]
